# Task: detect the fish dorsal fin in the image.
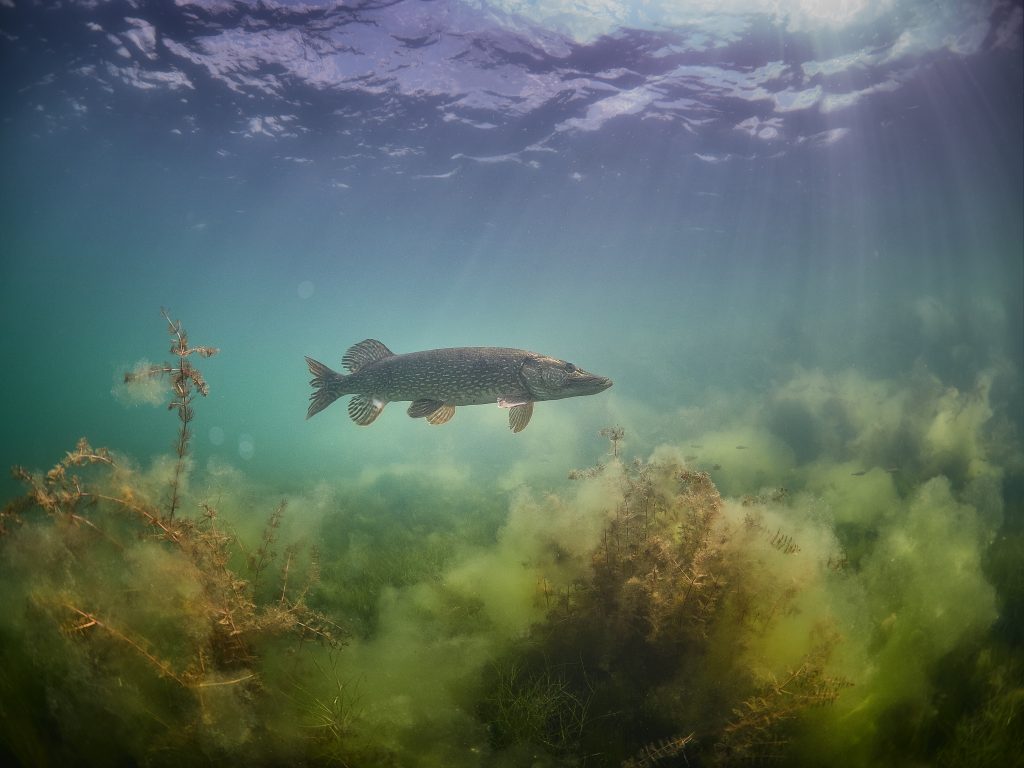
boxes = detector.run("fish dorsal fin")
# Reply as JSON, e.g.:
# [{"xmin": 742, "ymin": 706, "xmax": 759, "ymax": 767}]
[
  {"xmin": 342, "ymin": 339, "xmax": 394, "ymax": 373},
  {"xmin": 508, "ymin": 401, "xmax": 533, "ymax": 433},
  {"xmin": 407, "ymin": 399, "xmax": 455, "ymax": 425},
  {"xmin": 348, "ymin": 394, "xmax": 388, "ymax": 426}
]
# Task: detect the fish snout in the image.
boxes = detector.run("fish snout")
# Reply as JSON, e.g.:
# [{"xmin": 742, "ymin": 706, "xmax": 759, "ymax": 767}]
[{"xmin": 573, "ymin": 372, "xmax": 612, "ymax": 395}]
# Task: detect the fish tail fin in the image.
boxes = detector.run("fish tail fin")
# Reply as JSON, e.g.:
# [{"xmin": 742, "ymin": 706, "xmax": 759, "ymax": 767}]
[{"xmin": 305, "ymin": 356, "xmax": 348, "ymax": 419}]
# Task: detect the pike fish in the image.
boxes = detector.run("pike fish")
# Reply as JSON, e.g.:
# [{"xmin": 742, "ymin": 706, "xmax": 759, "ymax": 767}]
[{"xmin": 305, "ymin": 339, "xmax": 612, "ymax": 432}]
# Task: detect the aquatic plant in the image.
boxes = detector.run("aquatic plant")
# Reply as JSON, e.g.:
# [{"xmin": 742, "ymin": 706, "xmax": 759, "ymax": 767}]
[
  {"xmin": 123, "ymin": 307, "xmax": 219, "ymax": 518},
  {"xmin": 934, "ymin": 649, "xmax": 1024, "ymax": 768},
  {"xmin": 0, "ymin": 311, "xmax": 342, "ymax": 765},
  {"xmin": 600, "ymin": 425, "xmax": 626, "ymax": 458},
  {"xmin": 479, "ymin": 657, "xmax": 594, "ymax": 755},
  {"xmin": 312, "ymin": 474, "xmax": 494, "ymax": 638},
  {"xmin": 622, "ymin": 733, "xmax": 695, "ymax": 768},
  {"xmin": 714, "ymin": 626, "xmax": 852, "ymax": 764},
  {"xmin": 274, "ymin": 647, "xmax": 375, "ymax": 764},
  {"xmin": 476, "ymin": 429, "xmax": 853, "ymax": 765}
]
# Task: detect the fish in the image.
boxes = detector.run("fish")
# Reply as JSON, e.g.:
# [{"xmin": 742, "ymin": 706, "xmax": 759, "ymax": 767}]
[{"xmin": 305, "ymin": 339, "xmax": 613, "ymax": 433}]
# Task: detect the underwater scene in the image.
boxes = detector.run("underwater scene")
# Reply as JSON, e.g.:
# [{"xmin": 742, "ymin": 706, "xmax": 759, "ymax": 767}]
[{"xmin": 1, "ymin": 1, "xmax": 1022, "ymax": 766}]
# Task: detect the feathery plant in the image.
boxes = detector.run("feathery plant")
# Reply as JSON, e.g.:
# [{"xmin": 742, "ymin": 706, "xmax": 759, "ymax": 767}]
[
  {"xmin": 1, "ymin": 309, "xmax": 343, "ymax": 765},
  {"xmin": 124, "ymin": 307, "xmax": 218, "ymax": 518},
  {"xmin": 480, "ymin": 427, "xmax": 853, "ymax": 766}
]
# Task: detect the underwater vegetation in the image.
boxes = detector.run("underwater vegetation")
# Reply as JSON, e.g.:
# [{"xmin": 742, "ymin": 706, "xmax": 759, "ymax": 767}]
[
  {"xmin": 481, "ymin": 451, "xmax": 854, "ymax": 766},
  {"xmin": 1, "ymin": 312, "xmax": 1022, "ymax": 767},
  {"xmin": 470, "ymin": 424, "xmax": 1023, "ymax": 767},
  {"xmin": 0, "ymin": 313, "xmax": 352, "ymax": 766}
]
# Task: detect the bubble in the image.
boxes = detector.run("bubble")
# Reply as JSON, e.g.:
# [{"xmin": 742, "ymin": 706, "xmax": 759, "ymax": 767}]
[
  {"xmin": 238, "ymin": 434, "xmax": 255, "ymax": 460},
  {"xmin": 297, "ymin": 280, "xmax": 315, "ymax": 299},
  {"xmin": 209, "ymin": 426, "xmax": 225, "ymax": 446}
]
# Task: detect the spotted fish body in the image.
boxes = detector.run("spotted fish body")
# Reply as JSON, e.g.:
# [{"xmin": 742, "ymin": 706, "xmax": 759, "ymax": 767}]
[{"xmin": 305, "ymin": 339, "xmax": 612, "ymax": 432}]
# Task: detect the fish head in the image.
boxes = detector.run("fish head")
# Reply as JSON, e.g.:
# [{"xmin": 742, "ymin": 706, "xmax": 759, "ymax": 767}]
[{"xmin": 520, "ymin": 355, "xmax": 613, "ymax": 401}]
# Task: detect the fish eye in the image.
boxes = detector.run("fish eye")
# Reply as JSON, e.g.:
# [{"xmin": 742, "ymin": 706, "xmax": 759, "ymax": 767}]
[{"xmin": 565, "ymin": 363, "xmax": 577, "ymax": 374}]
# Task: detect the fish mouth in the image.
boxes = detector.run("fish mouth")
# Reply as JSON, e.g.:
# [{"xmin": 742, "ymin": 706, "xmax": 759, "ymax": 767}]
[{"xmin": 573, "ymin": 374, "xmax": 613, "ymax": 393}]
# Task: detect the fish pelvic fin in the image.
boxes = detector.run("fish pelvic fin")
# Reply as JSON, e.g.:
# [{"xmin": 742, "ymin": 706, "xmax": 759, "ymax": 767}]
[
  {"xmin": 305, "ymin": 356, "xmax": 348, "ymax": 419},
  {"xmin": 407, "ymin": 399, "xmax": 455, "ymax": 425},
  {"xmin": 427, "ymin": 404, "xmax": 455, "ymax": 425}
]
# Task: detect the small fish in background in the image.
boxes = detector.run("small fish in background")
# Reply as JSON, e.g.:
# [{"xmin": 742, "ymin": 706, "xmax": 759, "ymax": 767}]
[
  {"xmin": 735, "ymin": 445, "xmax": 748, "ymax": 450},
  {"xmin": 305, "ymin": 339, "xmax": 613, "ymax": 432},
  {"xmin": 710, "ymin": 463, "xmax": 722, "ymax": 471},
  {"xmin": 851, "ymin": 470, "xmax": 867, "ymax": 476}
]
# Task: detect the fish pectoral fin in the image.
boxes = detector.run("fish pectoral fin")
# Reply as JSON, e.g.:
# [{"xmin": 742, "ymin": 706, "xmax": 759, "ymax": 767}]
[
  {"xmin": 348, "ymin": 394, "xmax": 388, "ymax": 426},
  {"xmin": 407, "ymin": 399, "xmax": 456, "ymax": 425},
  {"xmin": 508, "ymin": 401, "xmax": 534, "ymax": 433}
]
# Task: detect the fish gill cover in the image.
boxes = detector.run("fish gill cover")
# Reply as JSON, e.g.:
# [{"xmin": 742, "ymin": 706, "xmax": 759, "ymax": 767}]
[{"xmin": 0, "ymin": 0, "xmax": 1022, "ymax": 767}]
